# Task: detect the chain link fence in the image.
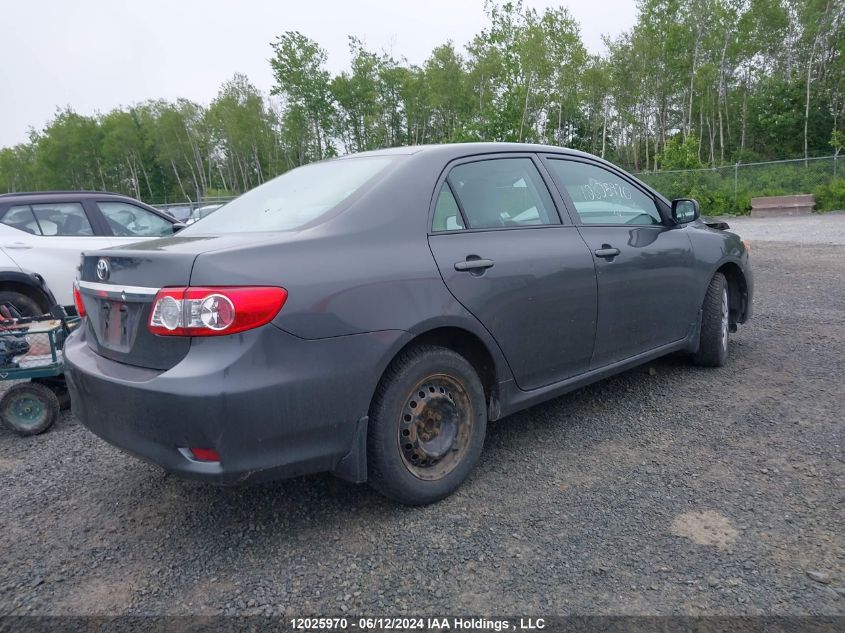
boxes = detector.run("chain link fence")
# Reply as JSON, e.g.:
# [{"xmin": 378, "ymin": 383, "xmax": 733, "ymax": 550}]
[{"xmin": 633, "ymin": 155, "xmax": 844, "ymax": 215}]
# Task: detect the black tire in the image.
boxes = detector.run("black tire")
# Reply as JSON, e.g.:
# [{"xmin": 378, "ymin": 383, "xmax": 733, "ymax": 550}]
[
  {"xmin": 0, "ymin": 382, "xmax": 59, "ymax": 436},
  {"xmin": 32, "ymin": 377, "xmax": 71, "ymax": 410},
  {"xmin": 693, "ymin": 272, "xmax": 730, "ymax": 367},
  {"xmin": 0, "ymin": 290, "xmax": 45, "ymax": 318},
  {"xmin": 367, "ymin": 345, "xmax": 487, "ymax": 505}
]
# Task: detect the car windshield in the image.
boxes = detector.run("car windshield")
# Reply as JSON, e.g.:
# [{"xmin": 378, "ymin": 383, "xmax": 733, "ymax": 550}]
[{"xmin": 181, "ymin": 157, "xmax": 394, "ymax": 234}]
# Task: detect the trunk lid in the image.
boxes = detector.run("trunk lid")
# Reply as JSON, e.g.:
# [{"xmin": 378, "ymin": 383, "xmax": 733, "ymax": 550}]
[{"xmin": 76, "ymin": 234, "xmax": 272, "ymax": 369}]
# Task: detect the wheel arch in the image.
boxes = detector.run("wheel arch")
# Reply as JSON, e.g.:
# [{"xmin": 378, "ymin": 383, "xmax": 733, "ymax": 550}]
[
  {"xmin": 0, "ymin": 271, "xmax": 55, "ymax": 312},
  {"xmin": 372, "ymin": 323, "xmax": 509, "ymax": 422},
  {"xmin": 714, "ymin": 261, "xmax": 749, "ymax": 325}
]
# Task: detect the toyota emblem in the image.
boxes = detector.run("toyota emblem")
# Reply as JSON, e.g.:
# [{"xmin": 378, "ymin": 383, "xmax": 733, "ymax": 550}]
[{"xmin": 96, "ymin": 258, "xmax": 110, "ymax": 281}]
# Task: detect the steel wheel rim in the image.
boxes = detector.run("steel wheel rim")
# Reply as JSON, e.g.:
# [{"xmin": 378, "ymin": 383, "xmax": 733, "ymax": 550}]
[
  {"xmin": 397, "ymin": 373, "xmax": 473, "ymax": 481},
  {"xmin": 721, "ymin": 286, "xmax": 729, "ymax": 350},
  {"xmin": 8, "ymin": 395, "xmax": 47, "ymax": 430}
]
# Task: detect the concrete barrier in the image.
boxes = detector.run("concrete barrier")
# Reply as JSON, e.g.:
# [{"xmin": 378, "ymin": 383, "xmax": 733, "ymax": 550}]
[{"xmin": 751, "ymin": 194, "xmax": 815, "ymax": 217}]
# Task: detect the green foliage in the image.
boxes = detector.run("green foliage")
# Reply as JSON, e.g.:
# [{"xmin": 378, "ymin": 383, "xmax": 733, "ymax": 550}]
[
  {"xmin": 270, "ymin": 31, "xmax": 335, "ymax": 161},
  {"xmin": 423, "ymin": 43, "xmax": 473, "ymax": 143},
  {"xmin": 35, "ymin": 109, "xmax": 104, "ymax": 190},
  {"xmin": 207, "ymin": 73, "xmax": 278, "ymax": 191},
  {"xmin": 638, "ymin": 158, "xmax": 843, "ymax": 215},
  {"xmin": 746, "ymin": 77, "xmax": 833, "ymax": 158},
  {"xmin": 814, "ymin": 178, "xmax": 845, "ymax": 211},
  {"xmin": 465, "ymin": 2, "xmax": 587, "ymax": 144},
  {"xmin": 0, "ymin": 0, "xmax": 843, "ymax": 206},
  {"xmin": 831, "ymin": 130, "xmax": 845, "ymax": 155},
  {"xmin": 659, "ymin": 136, "xmax": 705, "ymax": 170},
  {"xmin": 0, "ymin": 143, "xmax": 37, "ymax": 192}
]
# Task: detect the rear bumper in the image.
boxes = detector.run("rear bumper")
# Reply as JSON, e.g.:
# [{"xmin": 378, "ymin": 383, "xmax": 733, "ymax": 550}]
[{"xmin": 65, "ymin": 323, "xmax": 404, "ymax": 485}]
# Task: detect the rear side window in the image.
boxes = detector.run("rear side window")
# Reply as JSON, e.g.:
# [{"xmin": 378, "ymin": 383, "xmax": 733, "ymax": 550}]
[
  {"xmin": 432, "ymin": 185, "xmax": 465, "ymax": 232},
  {"xmin": 31, "ymin": 203, "xmax": 93, "ymax": 236},
  {"xmin": 1, "ymin": 206, "xmax": 42, "ymax": 235},
  {"xmin": 180, "ymin": 157, "xmax": 394, "ymax": 234},
  {"xmin": 447, "ymin": 158, "xmax": 559, "ymax": 229}
]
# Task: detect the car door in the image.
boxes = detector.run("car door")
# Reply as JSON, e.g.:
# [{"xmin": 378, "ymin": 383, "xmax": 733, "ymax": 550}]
[
  {"xmin": 0, "ymin": 201, "xmax": 108, "ymax": 307},
  {"xmin": 542, "ymin": 156, "xmax": 698, "ymax": 368},
  {"xmin": 427, "ymin": 155, "xmax": 598, "ymax": 391}
]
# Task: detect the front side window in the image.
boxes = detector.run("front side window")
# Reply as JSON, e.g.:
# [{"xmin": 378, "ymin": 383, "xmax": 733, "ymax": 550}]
[
  {"xmin": 447, "ymin": 158, "xmax": 560, "ymax": 229},
  {"xmin": 98, "ymin": 201, "xmax": 174, "ymax": 237},
  {"xmin": 31, "ymin": 203, "xmax": 93, "ymax": 236},
  {"xmin": 546, "ymin": 159, "xmax": 662, "ymax": 225},
  {"xmin": 181, "ymin": 157, "xmax": 394, "ymax": 234},
  {"xmin": 1, "ymin": 206, "xmax": 42, "ymax": 235}
]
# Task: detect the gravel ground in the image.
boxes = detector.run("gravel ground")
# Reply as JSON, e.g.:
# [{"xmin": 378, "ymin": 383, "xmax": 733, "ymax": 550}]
[
  {"xmin": 720, "ymin": 211, "xmax": 845, "ymax": 245},
  {"xmin": 1, "ymin": 219, "xmax": 843, "ymax": 617}
]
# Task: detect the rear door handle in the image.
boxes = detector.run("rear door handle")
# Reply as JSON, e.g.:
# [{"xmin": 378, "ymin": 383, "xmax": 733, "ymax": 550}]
[
  {"xmin": 454, "ymin": 258, "xmax": 494, "ymax": 271},
  {"xmin": 594, "ymin": 247, "xmax": 620, "ymax": 259}
]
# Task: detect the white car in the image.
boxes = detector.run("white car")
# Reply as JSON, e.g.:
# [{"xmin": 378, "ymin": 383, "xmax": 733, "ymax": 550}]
[{"xmin": 0, "ymin": 191, "xmax": 182, "ymax": 315}]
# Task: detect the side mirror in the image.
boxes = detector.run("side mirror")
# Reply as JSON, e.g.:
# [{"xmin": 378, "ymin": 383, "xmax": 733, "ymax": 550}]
[
  {"xmin": 172, "ymin": 222, "xmax": 187, "ymax": 233},
  {"xmin": 672, "ymin": 198, "xmax": 700, "ymax": 224}
]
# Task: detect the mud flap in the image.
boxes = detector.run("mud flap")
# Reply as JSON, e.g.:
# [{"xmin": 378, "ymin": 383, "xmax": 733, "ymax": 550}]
[
  {"xmin": 333, "ymin": 415, "xmax": 368, "ymax": 483},
  {"xmin": 689, "ymin": 307, "xmax": 704, "ymax": 353}
]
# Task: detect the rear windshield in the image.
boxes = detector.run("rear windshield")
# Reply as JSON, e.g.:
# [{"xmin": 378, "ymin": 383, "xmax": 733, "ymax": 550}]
[{"xmin": 180, "ymin": 156, "xmax": 393, "ymax": 234}]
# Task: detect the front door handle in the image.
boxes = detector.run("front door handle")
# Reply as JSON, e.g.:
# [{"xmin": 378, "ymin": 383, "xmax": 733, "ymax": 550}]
[
  {"xmin": 454, "ymin": 258, "xmax": 494, "ymax": 272},
  {"xmin": 594, "ymin": 247, "xmax": 620, "ymax": 259},
  {"xmin": 3, "ymin": 242, "xmax": 33, "ymax": 249}
]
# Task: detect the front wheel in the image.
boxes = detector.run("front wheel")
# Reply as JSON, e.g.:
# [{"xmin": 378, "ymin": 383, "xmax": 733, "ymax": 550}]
[
  {"xmin": 693, "ymin": 272, "xmax": 730, "ymax": 367},
  {"xmin": 367, "ymin": 345, "xmax": 487, "ymax": 505}
]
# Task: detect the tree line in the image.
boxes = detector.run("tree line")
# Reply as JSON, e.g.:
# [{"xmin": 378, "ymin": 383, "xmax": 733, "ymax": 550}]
[{"xmin": 1, "ymin": 0, "xmax": 843, "ymax": 205}]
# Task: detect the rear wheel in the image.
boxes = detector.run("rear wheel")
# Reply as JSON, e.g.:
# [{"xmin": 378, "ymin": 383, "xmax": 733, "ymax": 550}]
[
  {"xmin": 0, "ymin": 382, "xmax": 59, "ymax": 436},
  {"xmin": 0, "ymin": 290, "xmax": 45, "ymax": 318},
  {"xmin": 367, "ymin": 345, "xmax": 487, "ymax": 505},
  {"xmin": 693, "ymin": 272, "xmax": 730, "ymax": 367}
]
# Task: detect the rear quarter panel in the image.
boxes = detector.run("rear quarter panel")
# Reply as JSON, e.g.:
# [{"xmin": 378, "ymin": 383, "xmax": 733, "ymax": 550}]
[{"xmin": 188, "ymin": 155, "xmax": 460, "ymax": 338}]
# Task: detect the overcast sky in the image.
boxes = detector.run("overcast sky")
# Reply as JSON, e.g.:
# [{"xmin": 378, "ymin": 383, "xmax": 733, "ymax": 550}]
[{"xmin": 0, "ymin": 0, "xmax": 637, "ymax": 148}]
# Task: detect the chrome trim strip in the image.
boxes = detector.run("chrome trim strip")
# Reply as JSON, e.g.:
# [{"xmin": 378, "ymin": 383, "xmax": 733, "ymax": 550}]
[{"xmin": 77, "ymin": 280, "xmax": 159, "ymax": 300}]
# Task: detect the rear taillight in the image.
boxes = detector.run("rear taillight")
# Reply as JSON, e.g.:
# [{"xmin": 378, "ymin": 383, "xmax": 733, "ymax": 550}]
[
  {"xmin": 148, "ymin": 287, "xmax": 287, "ymax": 336},
  {"xmin": 73, "ymin": 284, "xmax": 87, "ymax": 317}
]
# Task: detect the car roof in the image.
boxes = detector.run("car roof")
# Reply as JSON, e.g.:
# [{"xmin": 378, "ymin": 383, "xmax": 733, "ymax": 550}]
[
  {"xmin": 354, "ymin": 142, "xmax": 667, "ymax": 202},
  {"xmin": 0, "ymin": 190, "xmax": 179, "ymax": 222},
  {"xmin": 0, "ymin": 190, "xmax": 136, "ymax": 201},
  {"xmin": 345, "ymin": 142, "xmax": 600, "ymax": 161}
]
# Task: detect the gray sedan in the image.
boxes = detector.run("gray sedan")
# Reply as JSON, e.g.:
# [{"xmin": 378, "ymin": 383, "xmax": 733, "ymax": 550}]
[{"xmin": 65, "ymin": 143, "xmax": 753, "ymax": 505}]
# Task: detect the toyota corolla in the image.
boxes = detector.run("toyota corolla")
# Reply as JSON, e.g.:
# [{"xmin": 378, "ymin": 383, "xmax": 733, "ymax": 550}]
[{"xmin": 65, "ymin": 143, "xmax": 752, "ymax": 505}]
